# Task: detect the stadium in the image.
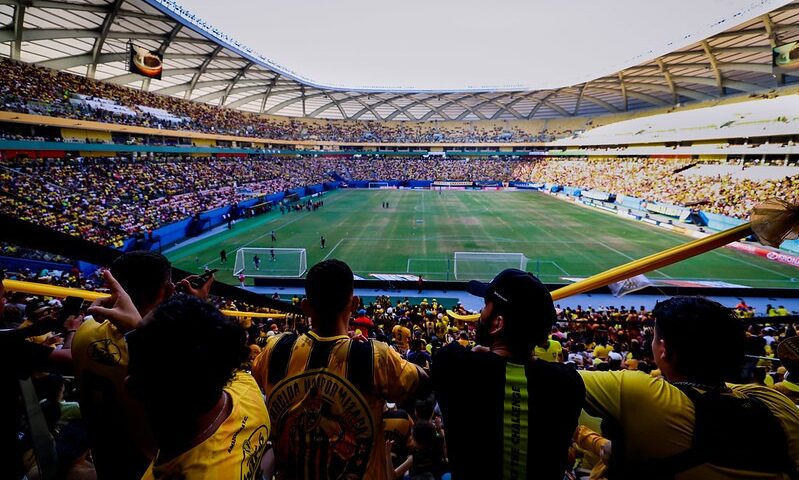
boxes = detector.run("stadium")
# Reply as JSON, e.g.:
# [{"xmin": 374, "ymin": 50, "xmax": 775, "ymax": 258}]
[{"xmin": 2, "ymin": 0, "xmax": 799, "ymax": 478}]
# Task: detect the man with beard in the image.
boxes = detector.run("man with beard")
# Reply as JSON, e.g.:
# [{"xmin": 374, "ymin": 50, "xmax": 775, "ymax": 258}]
[{"xmin": 432, "ymin": 269, "xmax": 584, "ymax": 479}]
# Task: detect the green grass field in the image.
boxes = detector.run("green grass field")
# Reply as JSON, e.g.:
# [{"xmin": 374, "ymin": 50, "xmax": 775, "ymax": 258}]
[{"xmin": 166, "ymin": 189, "xmax": 799, "ymax": 288}]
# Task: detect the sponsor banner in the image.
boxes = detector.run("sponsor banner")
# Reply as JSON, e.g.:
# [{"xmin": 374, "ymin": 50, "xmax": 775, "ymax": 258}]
[
  {"xmin": 766, "ymin": 250, "xmax": 799, "ymax": 268},
  {"xmin": 660, "ymin": 279, "xmax": 750, "ymax": 288},
  {"xmin": 432, "ymin": 181, "xmax": 472, "ymax": 187},
  {"xmin": 583, "ymin": 190, "xmax": 613, "ymax": 202},
  {"xmin": 646, "ymin": 203, "xmax": 686, "ymax": 218},
  {"xmin": 514, "ymin": 182, "xmax": 545, "ymax": 189},
  {"xmin": 561, "ymin": 277, "xmax": 749, "ymax": 288},
  {"xmin": 369, "ymin": 273, "xmax": 420, "ymax": 281},
  {"xmin": 725, "ymin": 242, "xmax": 799, "ymax": 269}
]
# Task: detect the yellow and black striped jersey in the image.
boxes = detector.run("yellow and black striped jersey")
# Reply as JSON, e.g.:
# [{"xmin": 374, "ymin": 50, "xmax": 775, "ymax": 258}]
[{"xmin": 252, "ymin": 331, "xmax": 421, "ymax": 480}]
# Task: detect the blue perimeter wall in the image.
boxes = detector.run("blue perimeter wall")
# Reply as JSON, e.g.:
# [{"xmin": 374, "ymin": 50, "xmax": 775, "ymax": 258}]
[{"xmin": 140, "ymin": 182, "xmax": 340, "ymax": 251}]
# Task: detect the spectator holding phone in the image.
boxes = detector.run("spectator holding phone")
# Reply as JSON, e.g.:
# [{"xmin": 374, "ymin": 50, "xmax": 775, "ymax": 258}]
[
  {"xmin": 72, "ymin": 251, "xmax": 214, "ymax": 479},
  {"xmin": 84, "ymin": 269, "xmax": 269, "ymax": 478}
]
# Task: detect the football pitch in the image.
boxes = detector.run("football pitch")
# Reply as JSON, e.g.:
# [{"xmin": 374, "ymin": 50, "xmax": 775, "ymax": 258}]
[{"xmin": 166, "ymin": 189, "xmax": 799, "ymax": 288}]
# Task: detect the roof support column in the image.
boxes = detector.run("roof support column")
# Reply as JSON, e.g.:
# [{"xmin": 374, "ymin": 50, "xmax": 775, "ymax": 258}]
[
  {"xmin": 618, "ymin": 72, "xmax": 628, "ymax": 111},
  {"xmin": 259, "ymin": 76, "xmax": 279, "ymax": 114},
  {"xmin": 185, "ymin": 45, "xmax": 223, "ymax": 100},
  {"xmin": 656, "ymin": 58, "xmax": 677, "ymax": 104},
  {"xmin": 762, "ymin": 13, "xmax": 783, "ymax": 85},
  {"xmin": 700, "ymin": 40, "xmax": 724, "ymax": 95},
  {"xmin": 12, "ymin": 1, "xmax": 27, "ymax": 61},
  {"xmin": 87, "ymin": 0, "xmax": 124, "ymax": 79}
]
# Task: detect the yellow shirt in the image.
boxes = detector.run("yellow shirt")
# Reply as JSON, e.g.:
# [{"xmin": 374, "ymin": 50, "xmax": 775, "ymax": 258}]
[
  {"xmin": 534, "ymin": 339, "xmax": 563, "ymax": 362},
  {"xmin": 72, "ymin": 318, "xmax": 154, "ymax": 478},
  {"xmin": 435, "ymin": 320, "xmax": 448, "ymax": 338},
  {"xmin": 392, "ymin": 324, "xmax": 411, "ymax": 352},
  {"xmin": 252, "ymin": 331, "xmax": 421, "ymax": 480},
  {"xmin": 141, "ymin": 372, "xmax": 270, "ymax": 480},
  {"xmin": 580, "ymin": 370, "xmax": 799, "ymax": 479}
]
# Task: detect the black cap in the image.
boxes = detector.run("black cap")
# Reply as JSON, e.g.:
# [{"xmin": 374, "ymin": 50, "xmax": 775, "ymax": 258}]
[{"xmin": 467, "ymin": 269, "xmax": 556, "ymax": 323}]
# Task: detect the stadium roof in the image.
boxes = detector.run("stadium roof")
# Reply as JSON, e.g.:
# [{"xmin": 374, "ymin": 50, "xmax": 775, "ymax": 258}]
[
  {"xmin": 1, "ymin": 0, "xmax": 799, "ymax": 121},
  {"xmin": 177, "ymin": 0, "xmax": 789, "ymax": 93}
]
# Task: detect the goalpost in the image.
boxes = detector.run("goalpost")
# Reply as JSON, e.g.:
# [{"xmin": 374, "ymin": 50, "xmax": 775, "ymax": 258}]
[
  {"xmin": 453, "ymin": 252, "xmax": 528, "ymax": 281},
  {"xmin": 368, "ymin": 181, "xmax": 390, "ymax": 189},
  {"xmin": 233, "ymin": 248, "xmax": 308, "ymax": 278}
]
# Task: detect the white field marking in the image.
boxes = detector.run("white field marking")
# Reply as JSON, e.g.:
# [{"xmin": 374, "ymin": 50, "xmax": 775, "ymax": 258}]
[
  {"xmin": 594, "ymin": 240, "xmax": 673, "ymax": 279},
  {"xmin": 241, "ymin": 211, "xmax": 315, "ymax": 249},
  {"xmin": 321, "ymin": 238, "xmax": 344, "ymax": 261},
  {"xmin": 550, "ymin": 261, "xmax": 571, "ymax": 276},
  {"xmin": 193, "ymin": 213, "xmax": 311, "ymax": 270},
  {"xmin": 175, "ymin": 192, "xmax": 346, "ymax": 268},
  {"xmin": 720, "ymin": 251, "xmax": 795, "ymax": 279}
]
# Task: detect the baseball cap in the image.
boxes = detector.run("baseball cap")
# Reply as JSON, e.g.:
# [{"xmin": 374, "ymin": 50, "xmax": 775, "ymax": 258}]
[
  {"xmin": 466, "ymin": 269, "xmax": 555, "ymax": 321},
  {"xmin": 358, "ymin": 309, "xmax": 367, "ymax": 316}
]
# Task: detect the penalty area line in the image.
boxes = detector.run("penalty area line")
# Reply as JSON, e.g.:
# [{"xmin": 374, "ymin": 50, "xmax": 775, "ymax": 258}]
[{"xmin": 321, "ymin": 238, "xmax": 344, "ymax": 261}]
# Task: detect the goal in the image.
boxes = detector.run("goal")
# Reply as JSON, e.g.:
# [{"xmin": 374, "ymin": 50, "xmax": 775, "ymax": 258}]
[
  {"xmin": 368, "ymin": 181, "xmax": 390, "ymax": 189},
  {"xmin": 453, "ymin": 252, "xmax": 528, "ymax": 281},
  {"xmin": 233, "ymin": 248, "xmax": 307, "ymax": 278}
]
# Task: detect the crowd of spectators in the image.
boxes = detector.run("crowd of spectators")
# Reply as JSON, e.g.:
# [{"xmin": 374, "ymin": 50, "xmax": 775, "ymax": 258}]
[
  {"xmin": 332, "ymin": 156, "xmax": 518, "ymax": 181},
  {"xmin": 515, "ymin": 158, "xmax": 799, "ymax": 219},
  {"xmin": 2, "ymin": 153, "xmax": 797, "ymax": 250},
  {"xmin": 0, "ymin": 57, "xmax": 553, "ymax": 143},
  {"xmin": 0, "ymin": 154, "xmax": 525, "ymax": 247},
  {"xmin": 4, "ymin": 254, "xmax": 798, "ymax": 479},
  {"xmin": 0, "ymin": 155, "xmax": 335, "ymax": 246},
  {"xmin": 1, "ymin": 243, "xmax": 73, "ymax": 266}
]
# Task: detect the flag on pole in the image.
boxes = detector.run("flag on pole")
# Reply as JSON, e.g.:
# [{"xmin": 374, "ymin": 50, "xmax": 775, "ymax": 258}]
[{"xmin": 608, "ymin": 274, "xmax": 653, "ymax": 297}]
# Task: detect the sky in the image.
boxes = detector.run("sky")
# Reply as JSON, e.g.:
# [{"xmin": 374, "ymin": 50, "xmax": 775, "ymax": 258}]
[{"xmin": 174, "ymin": 0, "xmax": 789, "ymax": 92}]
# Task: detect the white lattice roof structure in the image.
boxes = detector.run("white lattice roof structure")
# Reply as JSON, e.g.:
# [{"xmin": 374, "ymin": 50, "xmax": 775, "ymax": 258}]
[{"xmin": 2, "ymin": 0, "xmax": 799, "ymax": 120}]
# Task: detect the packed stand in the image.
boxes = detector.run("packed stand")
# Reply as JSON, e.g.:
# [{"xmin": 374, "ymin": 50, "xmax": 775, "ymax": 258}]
[
  {"xmin": 3, "ymin": 154, "xmax": 797, "ymax": 251},
  {"xmin": 514, "ymin": 158, "xmax": 799, "ymax": 219},
  {"xmin": 0, "ymin": 155, "xmax": 334, "ymax": 246},
  {"xmin": 0, "ymin": 57, "xmax": 550, "ymax": 143},
  {"xmin": 1, "ymin": 155, "xmax": 525, "ymax": 247}
]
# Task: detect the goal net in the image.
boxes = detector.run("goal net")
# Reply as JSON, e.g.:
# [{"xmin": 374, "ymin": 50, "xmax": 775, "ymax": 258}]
[
  {"xmin": 233, "ymin": 248, "xmax": 307, "ymax": 278},
  {"xmin": 368, "ymin": 182, "xmax": 390, "ymax": 189},
  {"xmin": 453, "ymin": 252, "xmax": 527, "ymax": 281}
]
